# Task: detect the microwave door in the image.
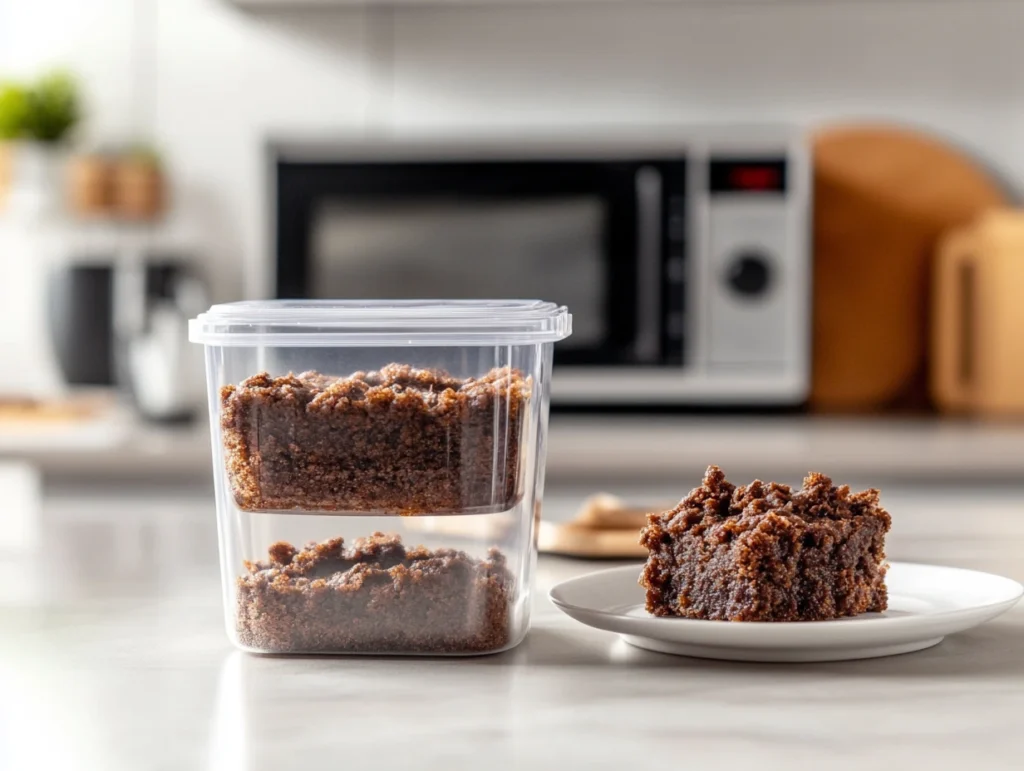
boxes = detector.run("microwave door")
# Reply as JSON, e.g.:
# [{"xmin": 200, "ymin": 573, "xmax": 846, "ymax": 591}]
[
  {"xmin": 310, "ymin": 198, "xmax": 606, "ymax": 319},
  {"xmin": 276, "ymin": 157, "xmax": 644, "ymax": 366}
]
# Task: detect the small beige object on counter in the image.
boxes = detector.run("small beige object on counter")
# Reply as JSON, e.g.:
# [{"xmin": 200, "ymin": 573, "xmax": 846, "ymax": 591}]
[
  {"xmin": 402, "ymin": 511, "xmax": 519, "ymax": 542},
  {"xmin": 0, "ymin": 395, "xmax": 106, "ymax": 425},
  {"xmin": 537, "ymin": 493, "xmax": 663, "ymax": 558},
  {"xmin": 405, "ymin": 493, "xmax": 659, "ymax": 558}
]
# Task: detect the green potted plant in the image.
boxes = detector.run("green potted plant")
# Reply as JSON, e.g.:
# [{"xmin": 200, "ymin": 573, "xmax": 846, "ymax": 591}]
[{"xmin": 0, "ymin": 70, "xmax": 80, "ymax": 217}]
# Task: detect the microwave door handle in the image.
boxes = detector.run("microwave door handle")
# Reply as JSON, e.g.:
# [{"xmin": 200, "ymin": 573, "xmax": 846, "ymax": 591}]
[{"xmin": 635, "ymin": 166, "xmax": 662, "ymax": 363}]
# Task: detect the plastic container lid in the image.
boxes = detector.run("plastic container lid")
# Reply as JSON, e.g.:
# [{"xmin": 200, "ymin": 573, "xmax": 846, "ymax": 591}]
[{"xmin": 189, "ymin": 299, "xmax": 572, "ymax": 347}]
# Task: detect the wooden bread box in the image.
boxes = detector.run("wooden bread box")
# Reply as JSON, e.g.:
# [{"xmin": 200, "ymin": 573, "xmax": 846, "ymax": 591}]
[{"xmin": 932, "ymin": 210, "xmax": 1024, "ymax": 417}]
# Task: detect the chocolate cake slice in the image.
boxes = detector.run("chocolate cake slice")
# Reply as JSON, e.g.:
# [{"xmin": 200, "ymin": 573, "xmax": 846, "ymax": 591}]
[
  {"xmin": 236, "ymin": 533, "xmax": 513, "ymax": 654},
  {"xmin": 640, "ymin": 466, "xmax": 891, "ymax": 622},
  {"xmin": 219, "ymin": 364, "xmax": 531, "ymax": 514}
]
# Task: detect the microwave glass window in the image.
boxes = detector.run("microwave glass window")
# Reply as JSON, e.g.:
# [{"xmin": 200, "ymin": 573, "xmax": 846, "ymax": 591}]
[{"xmin": 310, "ymin": 197, "xmax": 606, "ymax": 348}]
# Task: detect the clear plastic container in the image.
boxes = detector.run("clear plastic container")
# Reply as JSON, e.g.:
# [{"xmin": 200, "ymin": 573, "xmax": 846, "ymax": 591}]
[{"xmin": 189, "ymin": 300, "xmax": 571, "ymax": 655}]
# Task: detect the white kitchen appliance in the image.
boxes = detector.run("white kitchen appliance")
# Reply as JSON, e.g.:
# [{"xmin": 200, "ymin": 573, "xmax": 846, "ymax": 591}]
[{"xmin": 269, "ymin": 126, "xmax": 811, "ymax": 407}]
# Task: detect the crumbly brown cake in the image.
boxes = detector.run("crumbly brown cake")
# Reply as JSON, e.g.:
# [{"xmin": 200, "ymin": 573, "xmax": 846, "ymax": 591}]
[
  {"xmin": 219, "ymin": 364, "xmax": 531, "ymax": 513},
  {"xmin": 640, "ymin": 466, "xmax": 891, "ymax": 622},
  {"xmin": 236, "ymin": 533, "xmax": 513, "ymax": 654}
]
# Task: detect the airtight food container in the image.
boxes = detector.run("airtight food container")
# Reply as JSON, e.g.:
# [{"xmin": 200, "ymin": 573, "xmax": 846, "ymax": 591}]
[{"xmin": 188, "ymin": 300, "xmax": 571, "ymax": 655}]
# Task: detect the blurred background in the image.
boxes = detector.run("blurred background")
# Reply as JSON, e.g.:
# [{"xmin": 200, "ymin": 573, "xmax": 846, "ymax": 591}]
[
  {"xmin": 4, "ymin": 3, "xmax": 1024, "ymax": 768},
  {"xmin": 1, "ymin": 0, "xmax": 1024, "ymax": 589}
]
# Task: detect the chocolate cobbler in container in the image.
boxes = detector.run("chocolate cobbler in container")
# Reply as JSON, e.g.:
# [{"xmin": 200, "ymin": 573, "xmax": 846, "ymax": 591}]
[{"xmin": 189, "ymin": 300, "xmax": 571, "ymax": 655}]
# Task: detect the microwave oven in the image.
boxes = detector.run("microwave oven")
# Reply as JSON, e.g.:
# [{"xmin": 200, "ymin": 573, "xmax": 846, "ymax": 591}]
[{"xmin": 270, "ymin": 127, "xmax": 811, "ymax": 407}]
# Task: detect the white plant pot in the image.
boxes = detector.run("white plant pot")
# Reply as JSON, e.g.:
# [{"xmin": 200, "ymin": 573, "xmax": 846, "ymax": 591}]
[
  {"xmin": 0, "ymin": 142, "xmax": 69, "ymax": 398},
  {"xmin": 3, "ymin": 141, "xmax": 64, "ymax": 221}
]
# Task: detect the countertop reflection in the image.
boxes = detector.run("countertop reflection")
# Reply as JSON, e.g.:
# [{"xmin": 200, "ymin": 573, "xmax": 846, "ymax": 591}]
[{"xmin": 2, "ymin": 481, "xmax": 1024, "ymax": 770}]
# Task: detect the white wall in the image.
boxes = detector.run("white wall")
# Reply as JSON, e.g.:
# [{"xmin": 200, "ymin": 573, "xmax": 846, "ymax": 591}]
[
  {"xmin": 3, "ymin": 0, "xmax": 1024, "ymax": 304},
  {"xmin": 153, "ymin": 0, "xmax": 372, "ymax": 299}
]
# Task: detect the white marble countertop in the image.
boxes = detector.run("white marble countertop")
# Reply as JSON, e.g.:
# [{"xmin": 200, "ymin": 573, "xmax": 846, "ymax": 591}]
[
  {"xmin": 5, "ymin": 413, "xmax": 1024, "ymax": 482},
  {"xmin": 2, "ymin": 481, "xmax": 1024, "ymax": 770}
]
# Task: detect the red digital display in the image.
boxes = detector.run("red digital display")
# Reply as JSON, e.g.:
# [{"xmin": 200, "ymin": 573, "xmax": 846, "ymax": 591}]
[
  {"xmin": 709, "ymin": 158, "xmax": 787, "ymax": 194},
  {"xmin": 730, "ymin": 166, "xmax": 781, "ymax": 191}
]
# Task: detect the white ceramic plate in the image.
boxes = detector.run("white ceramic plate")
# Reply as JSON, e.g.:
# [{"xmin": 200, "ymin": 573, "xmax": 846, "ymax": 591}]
[{"xmin": 549, "ymin": 562, "xmax": 1023, "ymax": 662}]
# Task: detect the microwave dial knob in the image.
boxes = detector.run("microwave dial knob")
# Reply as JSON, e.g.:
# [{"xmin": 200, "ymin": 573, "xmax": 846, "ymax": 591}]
[{"xmin": 726, "ymin": 252, "xmax": 773, "ymax": 297}]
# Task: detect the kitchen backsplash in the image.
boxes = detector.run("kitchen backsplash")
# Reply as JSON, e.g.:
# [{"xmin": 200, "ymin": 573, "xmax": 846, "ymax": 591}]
[{"xmin": 2, "ymin": 0, "xmax": 1023, "ymax": 304}]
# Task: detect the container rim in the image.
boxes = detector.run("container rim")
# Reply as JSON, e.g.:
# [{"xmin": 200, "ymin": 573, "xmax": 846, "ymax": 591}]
[{"xmin": 188, "ymin": 299, "xmax": 572, "ymax": 347}]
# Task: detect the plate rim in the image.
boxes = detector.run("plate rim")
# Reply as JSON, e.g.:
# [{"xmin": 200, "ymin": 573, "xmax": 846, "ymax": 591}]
[{"xmin": 548, "ymin": 561, "xmax": 1024, "ymax": 629}]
